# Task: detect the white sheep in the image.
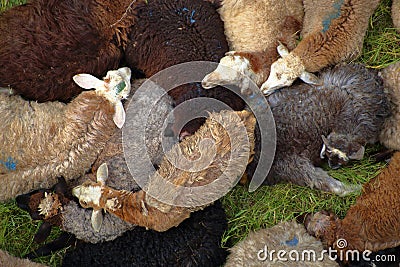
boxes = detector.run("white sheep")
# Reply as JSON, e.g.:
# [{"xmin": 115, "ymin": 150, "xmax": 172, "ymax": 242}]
[{"xmin": 0, "ymin": 67, "xmax": 131, "ymax": 202}]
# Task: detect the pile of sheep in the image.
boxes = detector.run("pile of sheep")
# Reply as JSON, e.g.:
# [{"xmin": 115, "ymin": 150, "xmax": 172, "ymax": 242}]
[{"xmin": 0, "ymin": 0, "xmax": 399, "ymax": 266}]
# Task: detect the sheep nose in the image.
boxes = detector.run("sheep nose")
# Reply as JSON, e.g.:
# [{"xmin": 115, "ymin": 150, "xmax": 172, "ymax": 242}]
[{"xmin": 201, "ymin": 73, "xmax": 219, "ymax": 89}]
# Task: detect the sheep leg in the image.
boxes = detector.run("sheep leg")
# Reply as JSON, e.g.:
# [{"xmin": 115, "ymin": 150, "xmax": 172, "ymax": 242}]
[
  {"xmin": 24, "ymin": 232, "xmax": 77, "ymax": 259},
  {"xmin": 272, "ymin": 155, "xmax": 361, "ymax": 196}
]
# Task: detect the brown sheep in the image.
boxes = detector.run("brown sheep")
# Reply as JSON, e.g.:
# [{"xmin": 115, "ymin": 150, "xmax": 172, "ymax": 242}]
[
  {"xmin": 304, "ymin": 152, "xmax": 400, "ymax": 253},
  {"xmin": 379, "ymin": 61, "xmax": 400, "ymax": 150},
  {"xmin": 72, "ymin": 110, "xmax": 256, "ymax": 232},
  {"xmin": 0, "ymin": 0, "xmax": 140, "ymax": 102}
]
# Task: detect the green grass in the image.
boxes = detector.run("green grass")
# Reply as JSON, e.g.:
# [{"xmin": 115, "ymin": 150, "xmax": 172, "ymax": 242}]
[{"xmin": 0, "ymin": 0, "xmax": 399, "ymax": 266}]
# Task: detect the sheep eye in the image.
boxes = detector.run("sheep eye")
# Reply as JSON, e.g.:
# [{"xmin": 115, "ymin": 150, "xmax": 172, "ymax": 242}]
[{"xmin": 80, "ymin": 200, "xmax": 88, "ymax": 207}]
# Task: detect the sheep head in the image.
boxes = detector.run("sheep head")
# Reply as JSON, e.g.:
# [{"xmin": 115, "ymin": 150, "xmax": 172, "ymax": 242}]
[
  {"xmin": 261, "ymin": 43, "xmax": 321, "ymax": 95},
  {"xmin": 303, "ymin": 211, "xmax": 339, "ymax": 248},
  {"xmin": 72, "ymin": 162, "xmax": 109, "ymax": 232},
  {"xmin": 320, "ymin": 133, "xmax": 365, "ymax": 170},
  {"xmin": 15, "ymin": 177, "xmax": 70, "ymax": 243},
  {"xmin": 201, "ymin": 51, "xmax": 258, "ymax": 94},
  {"xmin": 73, "ymin": 67, "xmax": 132, "ymax": 128}
]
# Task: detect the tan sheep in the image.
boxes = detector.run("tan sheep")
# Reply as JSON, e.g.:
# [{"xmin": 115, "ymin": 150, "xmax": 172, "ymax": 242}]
[
  {"xmin": 262, "ymin": 0, "xmax": 380, "ymax": 94},
  {"xmin": 0, "ymin": 249, "xmax": 47, "ymax": 267},
  {"xmin": 0, "ymin": 67, "xmax": 131, "ymax": 202},
  {"xmin": 305, "ymin": 152, "xmax": 400, "ymax": 253},
  {"xmin": 225, "ymin": 221, "xmax": 338, "ymax": 267},
  {"xmin": 202, "ymin": 0, "xmax": 303, "ymax": 91},
  {"xmin": 72, "ymin": 110, "xmax": 256, "ymax": 232},
  {"xmin": 379, "ymin": 61, "xmax": 400, "ymax": 150},
  {"xmin": 393, "ymin": 0, "xmax": 400, "ymax": 31}
]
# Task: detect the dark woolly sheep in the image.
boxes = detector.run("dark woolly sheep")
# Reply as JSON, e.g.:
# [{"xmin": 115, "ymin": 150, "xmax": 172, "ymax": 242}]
[
  {"xmin": 249, "ymin": 63, "xmax": 389, "ymax": 196},
  {"xmin": 16, "ymin": 182, "xmax": 228, "ymax": 266},
  {"xmin": 61, "ymin": 202, "xmax": 227, "ymax": 267},
  {"xmin": 124, "ymin": 0, "xmax": 245, "ymax": 138},
  {"xmin": 0, "ymin": 0, "xmax": 140, "ymax": 102}
]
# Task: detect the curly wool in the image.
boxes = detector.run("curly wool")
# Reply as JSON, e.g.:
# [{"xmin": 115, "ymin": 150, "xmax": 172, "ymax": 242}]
[
  {"xmin": 379, "ymin": 61, "xmax": 400, "ymax": 150},
  {"xmin": 0, "ymin": 91, "xmax": 117, "ymax": 202},
  {"xmin": 392, "ymin": 0, "xmax": 400, "ymax": 32},
  {"xmin": 225, "ymin": 221, "xmax": 338, "ymax": 267},
  {"xmin": 62, "ymin": 201, "xmax": 228, "ymax": 267}
]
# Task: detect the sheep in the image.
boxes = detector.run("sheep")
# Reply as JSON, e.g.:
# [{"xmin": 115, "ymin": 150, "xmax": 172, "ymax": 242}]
[
  {"xmin": 225, "ymin": 221, "xmax": 339, "ymax": 267},
  {"xmin": 124, "ymin": 0, "xmax": 246, "ymax": 138},
  {"xmin": 0, "ymin": 249, "xmax": 47, "ymax": 267},
  {"xmin": 261, "ymin": 0, "xmax": 380, "ymax": 94},
  {"xmin": 15, "ymin": 78, "xmax": 175, "ymax": 243},
  {"xmin": 379, "ymin": 61, "xmax": 400, "ymax": 150},
  {"xmin": 248, "ymin": 63, "xmax": 389, "ymax": 196},
  {"xmin": 0, "ymin": 67, "xmax": 131, "ymax": 202},
  {"xmin": 201, "ymin": 0, "xmax": 304, "ymax": 91},
  {"xmin": 0, "ymin": 0, "xmax": 140, "ymax": 102},
  {"xmin": 393, "ymin": 0, "xmax": 400, "ymax": 31},
  {"xmin": 304, "ymin": 151, "xmax": 400, "ymax": 255},
  {"xmin": 60, "ymin": 201, "xmax": 228, "ymax": 267},
  {"xmin": 15, "ymin": 178, "xmax": 228, "ymax": 266},
  {"xmin": 72, "ymin": 109, "xmax": 256, "ymax": 232}
]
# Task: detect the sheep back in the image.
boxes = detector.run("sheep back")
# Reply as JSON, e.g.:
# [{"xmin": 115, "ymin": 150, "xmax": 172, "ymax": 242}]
[
  {"xmin": 295, "ymin": 0, "xmax": 380, "ymax": 72},
  {"xmin": 379, "ymin": 61, "xmax": 400, "ymax": 150},
  {"xmin": 0, "ymin": 249, "xmax": 47, "ymax": 267},
  {"xmin": 62, "ymin": 201, "xmax": 228, "ymax": 267},
  {"xmin": 0, "ymin": 0, "xmax": 137, "ymax": 102},
  {"xmin": 393, "ymin": 0, "xmax": 400, "ymax": 32},
  {"xmin": 218, "ymin": 0, "xmax": 304, "ymax": 52},
  {"xmin": 0, "ymin": 90, "xmax": 117, "ymax": 202},
  {"xmin": 225, "ymin": 221, "xmax": 338, "ymax": 267}
]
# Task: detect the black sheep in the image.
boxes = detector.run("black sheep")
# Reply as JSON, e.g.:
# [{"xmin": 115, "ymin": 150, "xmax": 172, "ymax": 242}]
[{"xmin": 124, "ymin": 0, "xmax": 245, "ymax": 138}]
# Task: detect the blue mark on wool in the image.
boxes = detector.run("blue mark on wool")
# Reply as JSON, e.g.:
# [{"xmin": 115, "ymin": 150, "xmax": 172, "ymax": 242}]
[
  {"xmin": 189, "ymin": 10, "xmax": 196, "ymax": 24},
  {"xmin": 322, "ymin": 0, "xmax": 344, "ymax": 33},
  {"xmin": 285, "ymin": 236, "xmax": 299, "ymax": 247},
  {"xmin": 0, "ymin": 156, "xmax": 17, "ymax": 171}
]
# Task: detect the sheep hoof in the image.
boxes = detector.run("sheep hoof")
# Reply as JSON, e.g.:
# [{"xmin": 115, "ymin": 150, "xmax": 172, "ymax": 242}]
[{"xmin": 334, "ymin": 183, "xmax": 362, "ymax": 197}]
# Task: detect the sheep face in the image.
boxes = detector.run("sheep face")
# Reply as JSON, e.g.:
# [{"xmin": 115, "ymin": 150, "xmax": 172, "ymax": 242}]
[
  {"xmin": 73, "ymin": 67, "xmax": 132, "ymax": 128},
  {"xmin": 201, "ymin": 52, "xmax": 256, "ymax": 94},
  {"xmin": 261, "ymin": 44, "xmax": 320, "ymax": 95},
  {"xmin": 320, "ymin": 133, "xmax": 365, "ymax": 170},
  {"xmin": 72, "ymin": 163, "xmax": 109, "ymax": 231}
]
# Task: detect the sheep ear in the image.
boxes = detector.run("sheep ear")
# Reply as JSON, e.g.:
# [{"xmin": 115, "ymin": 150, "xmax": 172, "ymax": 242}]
[
  {"xmin": 225, "ymin": 51, "xmax": 236, "ymax": 56},
  {"xmin": 320, "ymin": 143, "xmax": 326, "ymax": 159},
  {"xmin": 299, "ymin": 71, "xmax": 321, "ymax": 85},
  {"xmin": 73, "ymin": 74, "xmax": 103, "ymax": 90},
  {"xmin": 277, "ymin": 42, "xmax": 289, "ymax": 57},
  {"xmin": 91, "ymin": 209, "xmax": 103, "ymax": 232},
  {"xmin": 321, "ymin": 135, "xmax": 329, "ymax": 146},
  {"xmin": 113, "ymin": 101, "xmax": 126, "ymax": 128},
  {"xmin": 348, "ymin": 146, "xmax": 365, "ymax": 160},
  {"xmin": 96, "ymin": 163, "xmax": 108, "ymax": 184}
]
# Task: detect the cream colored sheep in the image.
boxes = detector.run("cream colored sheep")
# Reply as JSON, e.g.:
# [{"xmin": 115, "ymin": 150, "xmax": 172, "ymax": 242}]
[
  {"xmin": 393, "ymin": 0, "xmax": 400, "ymax": 31},
  {"xmin": 0, "ymin": 249, "xmax": 47, "ymax": 267},
  {"xmin": 0, "ymin": 67, "xmax": 131, "ymax": 202},
  {"xmin": 225, "ymin": 221, "xmax": 338, "ymax": 267},
  {"xmin": 202, "ymin": 0, "xmax": 303, "ymax": 91},
  {"xmin": 72, "ymin": 110, "xmax": 256, "ymax": 232}
]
